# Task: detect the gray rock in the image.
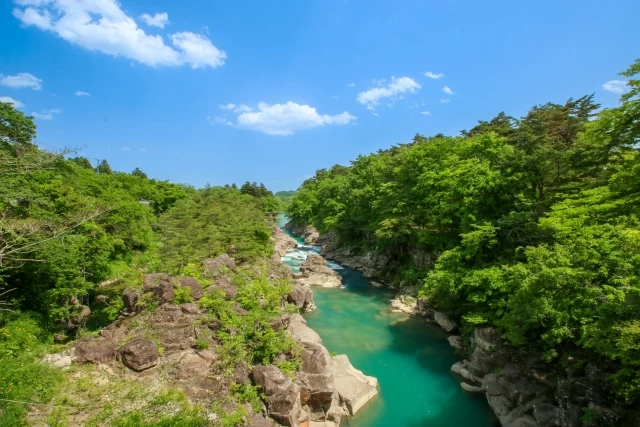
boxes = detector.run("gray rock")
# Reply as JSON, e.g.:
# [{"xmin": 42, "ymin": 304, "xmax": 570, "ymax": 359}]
[
  {"xmin": 506, "ymin": 415, "xmax": 538, "ymax": 427},
  {"xmin": 203, "ymin": 254, "xmax": 237, "ymax": 278},
  {"xmin": 252, "ymin": 364, "xmax": 294, "ymax": 396},
  {"xmin": 533, "ymin": 402, "xmax": 561, "ymax": 427},
  {"xmin": 122, "ymin": 288, "xmax": 140, "ymax": 314},
  {"xmin": 74, "ymin": 338, "xmax": 117, "ymax": 364},
  {"xmin": 461, "ymin": 382, "xmax": 484, "ymax": 393},
  {"xmin": 482, "ymin": 373, "xmax": 502, "ymax": 396},
  {"xmin": 474, "ymin": 327, "xmax": 502, "ymax": 352},
  {"xmin": 142, "ymin": 273, "xmax": 171, "ymax": 292},
  {"xmin": 252, "ymin": 364, "xmax": 302, "ymax": 426},
  {"xmin": 331, "ymin": 354, "xmax": 378, "ymax": 416},
  {"xmin": 287, "ymin": 283, "xmax": 317, "ymax": 313},
  {"xmin": 448, "ymin": 335, "xmax": 463, "ymax": 350},
  {"xmin": 487, "ymin": 394, "xmax": 513, "ymax": 422},
  {"xmin": 434, "ymin": 311, "xmax": 458, "ymax": 332},
  {"xmin": 120, "ymin": 337, "xmax": 159, "ymax": 371}
]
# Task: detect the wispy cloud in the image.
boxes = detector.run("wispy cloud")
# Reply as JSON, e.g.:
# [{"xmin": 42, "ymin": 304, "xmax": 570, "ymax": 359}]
[
  {"xmin": 0, "ymin": 72, "xmax": 42, "ymax": 90},
  {"xmin": 219, "ymin": 103, "xmax": 252, "ymax": 113},
  {"xmin": 121, "ymin": 146, "xmax": 131, "ymax": 151},
  {"xmin": 346, "ymin": 82, "xmax": 355, "ymax": 87},
  {"xmin": 31, "ymin": 108, "xmax": 62, "ymax": 120},
  {"xmin": 420, "ymin": 111, "xmax": 432, "ymax": 115},
  {"xmin": 139, "ymin": 12, "xmax": 169, "ymax": 28},
  {"xmin": 13, "ymin": 0, "xmax": 225, "ymax": 69},
  {"xmin": 211, "ymin": 101, "xmax": 356, "ymax": 135},
  {"xmin": 356, "ymin": 76, "xmax": 421, "ymax": 110},
  {"xmin": 601, "ymin": 80, "xmax": 628, "ymax": 94},
  {"xmin": 440, "ymin": 98, "xmax": 450, "ymax": 103},
  {"xmin": 442, "ymin": 86, "xmax": 454, "ymax": 95},
  {"xmin": 424, "ymin": 71, "xmax": 444, "ymax": 79},
  {"xmin": 0, "ymin": 96, "xmax": 24, "ymax": 108},
  {"xmin": 75, "ymin": 90, "xmax": 90, "ymax": 96}
]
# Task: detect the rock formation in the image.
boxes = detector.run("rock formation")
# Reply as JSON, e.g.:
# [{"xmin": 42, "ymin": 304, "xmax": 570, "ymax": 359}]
[
  {"xmin": 285, "ymin": 222, "xmax": 320, "ymax": 245},
  {"xmin": 295, "ymin": 253, "xmax": 342, "ymax": 288}
]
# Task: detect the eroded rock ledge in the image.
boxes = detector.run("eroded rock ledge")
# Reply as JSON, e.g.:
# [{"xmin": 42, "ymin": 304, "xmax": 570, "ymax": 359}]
[
  {"xmin": 293, "ymin": 253, "xmax": 342, "ymax": 289},
  {"xmin": 285, "ymin": 222, "xmax": 319, "ymax": 245}
]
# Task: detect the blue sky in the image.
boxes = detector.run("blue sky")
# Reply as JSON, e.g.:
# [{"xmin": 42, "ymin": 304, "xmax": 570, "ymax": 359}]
[{"xmin": 1, "ymin": 0, "xmax": 638, "ymax": 191}]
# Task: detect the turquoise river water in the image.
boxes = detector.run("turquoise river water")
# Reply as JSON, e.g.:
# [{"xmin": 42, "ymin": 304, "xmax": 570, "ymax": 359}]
[{"xmin": 276, "ymin": 215, "xmax": 497, "ymax": 427}]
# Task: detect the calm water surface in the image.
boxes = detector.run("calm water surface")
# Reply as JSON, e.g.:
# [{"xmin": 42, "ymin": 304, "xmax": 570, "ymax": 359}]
[{"xmin": 277, "ymin": 215, "xmax": 497, "ymax": 427}]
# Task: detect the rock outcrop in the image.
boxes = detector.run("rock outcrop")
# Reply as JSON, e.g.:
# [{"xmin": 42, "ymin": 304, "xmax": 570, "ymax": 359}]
[
  {"xmin": 252, "ymin": 364, "xmax": 303, "ymax": 426},
  {"xmin": 287, "ymin": 283, "xmax": 317, "ymax": 313},
  {"xmin": 274, "ymin": 224, "xmax": 299, "ymax": 257},
  {"xmin": 203, "ymin": 254, "xmax": 237, "ymax": 278},
  {"xmin": 287, "ymin": 314, "xmax": 378, "ymax": 421},
  {"xmin": 119, "ymin": 337, "xmax": 159, "ymax": 371},
  {"xmin": 295, "ymin": 254, "xmax": 342, "ymax": 288},
  {"xmin": 285, "ymin": 222, "xmax": 319, "ymax": 245},
  {"xmin": 331, "ymin": 355, "xmax": 378, "ymax": 416}
]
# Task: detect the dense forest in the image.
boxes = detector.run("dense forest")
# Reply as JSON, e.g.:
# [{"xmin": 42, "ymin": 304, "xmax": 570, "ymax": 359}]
[
  {"xmin": 287, "ymin": 60, "xmax": 640, "ymax": 404},
  {"xmin": 0, "ymin": 101, "xmax": 290, "ymax": 425}
]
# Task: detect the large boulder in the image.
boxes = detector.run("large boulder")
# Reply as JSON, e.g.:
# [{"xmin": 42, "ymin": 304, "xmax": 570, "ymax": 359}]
[
  {"xmin": 148, "ymin": 305, "xmax": 202, "ymax": 354},
  {"xmin": 296, "ymin": 254, "xmax": 341, "ymax": 288},
  {"xmin": 252, "ymin": 365, "xmax": 302, "ymax": 427},
  {"xmin": 434, "ymin": 311, "xmax": 458, "ymax": 332},
  {"xmin": 474, "ymin": 327, "xmax": 501, "ymax": 352},
  {"xmin": 122, "ymin": 288, "xmax": 141, "ymax": 314},
  {"xmin": 173, "ymin": 350, "xmax": 215, "ymax": 381},
  {"xmin": 203, "ymin": 254, "xmax": 237, "ymax": 278},
  {"xmin": 331, "ymin": 354, "xmax": 378, "ymax": 416},
  {"xmin": 142, "ymin": 273, "xmax": 171, "ymax": 292},
  {"xmin": 286, "ymin": 284, "xmax": 316, "ymax": 313},
  {"xmin": 120, "ymin": 337, "xmax": 159, "ymax": 371},
  {"xmin": 288, "ymin": 314, "xmax": 323, "ymax": 346},
  {"xmin": 74, "ymin": 338, "xmax": 117, "ymax": 364}
]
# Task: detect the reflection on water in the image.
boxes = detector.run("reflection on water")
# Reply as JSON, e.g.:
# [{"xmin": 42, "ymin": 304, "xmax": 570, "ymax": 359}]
[{"xmin": 276, "ymin": 214, "xmax": 497, "ymax": 427}]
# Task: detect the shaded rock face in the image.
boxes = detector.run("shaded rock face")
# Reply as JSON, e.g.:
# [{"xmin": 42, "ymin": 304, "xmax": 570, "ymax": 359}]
[
  {"xmin": 74, "ymin": 338, "xmax": 117, "ymax": 364},
  {"xmin": 252, "ymin": 365, "xmax": 302, "ymax": 427},
  {"xmin": 143, "ymin": 273, "xmax": 171, "ymax": 292},
  {"xmin": 296, "ymin": 254, "xmax": 342, "ymax": 288},
  {"xmin": 287, "ymin": 284, "xmax": 317, "ymax": 313},
  {"xmin": 122, "ymin": 288, "xmax": 140, "ymax": 314},
  {"xmin": 120, "ymin": 337, "xmax": 159, "ymax": 371},
  {"xmin": 285, "ymin": 222, "xmax": 319, "ymax": 245},
  {"xmin": 203, "ymin": 254, "xmax": 237, "ymax": 278},
  {"xmin": 331, "ymin": 354, "xmax": 378, "ymax": 416},
  {"xmin": 288, "ymin": 314, "xmax": 323, "ymax": 347},
  {"xmin": 148, "ymin": 304, "xmax": 203, "ymax": 354},
  {"xmin": 178, "ymin": 277, "xmax": 203, "ymax": 300},
  {"xmin": 274, "ymin": 224, "xmax": 299, "ymax": 257},
  {"xmin": 322, "ymin": 246, "xmax": 392, "ymax": 284},
  {"xmin": 434, "ymin": 311, "xmax": 458, "ymax": 333}
]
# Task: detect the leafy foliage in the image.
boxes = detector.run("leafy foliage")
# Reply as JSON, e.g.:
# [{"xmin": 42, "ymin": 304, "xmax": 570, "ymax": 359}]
[{"xmin": 288, "ymin": 59, "xmax": 640, "ymax": 402}]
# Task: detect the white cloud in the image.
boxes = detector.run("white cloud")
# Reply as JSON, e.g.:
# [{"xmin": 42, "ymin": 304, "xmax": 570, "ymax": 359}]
[
  {"xmin": 31, "ymin": 107, "xmax": 62, "ymax": 120},
  {"xmin": 121, "ymin": 146, "xmax": 131, "ymax": 151},
  {"xmin": 219, "ymin": 103, "xmax": 251, "ymax": 113},
  {"xmin": 347, "ymin": 82, "xmax": 355, "ymax": 87},
  {"xmin": 332, "ymin": 95, "xmax": 339, "ymax": 99},
  {"xmin": 171, "ymin": 32, "xmax": 226, "ymax": 69},
  {"xmin": 0, "ymin": 72, "xmax": 43, "ymax": 90},
  {"xmin": 75, "ymin": 90, "xmax": 90, "ymax": 96},
  {"xmin": 213, "ymin": 101, "xmax": 356, "ymax": 135},
  {"xmin": 371, "ymin": 112, "xmax": 379, "ymax": 117},
  {"xmin": 420, "ymin": 111, "xmax": 432, "ymax": 115},
  {"xmin": 601, "ymin": 80, "xmax": 628, "ymax": 94},
  {"xmin": 440, "ymin": 98, "xmax": 450, "ymax": 103},
  {"xmin": 0, "ymin": 96, "xmax": 24, "ymax": 108},
  {"xmin": 442, "ymin": 86, "xmax": 454, "ymax": 95},
  {"xmin": 208, "ymin": 115, "xmax": 233, "ymax": 126},
  {"xmin": 139, "ymin": 148, "xmax": 147, "ymax": 152},
  {"xmin": 357, "ymin": 76, "xmax": 421, "ymax": 110},
  {"xmin": 31, "ymin": 112, "xmax": 53, "ymax": 120},
  {"xmin": 139, "ymin": 12, "xmax": 169, "ymax": 28},
  {"xmin": 12, "ymin": 0, "xmax": 226, "ymax": 69},
  {"xmin": 424, "ymin": 71, "xmax": 443, "ymax": 79}
]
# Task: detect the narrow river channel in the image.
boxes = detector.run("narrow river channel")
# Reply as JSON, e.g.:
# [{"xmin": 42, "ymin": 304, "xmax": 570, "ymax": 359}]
[{"xmin": 276, "ymin": 215, "xmax": 497, "ymax": 426}]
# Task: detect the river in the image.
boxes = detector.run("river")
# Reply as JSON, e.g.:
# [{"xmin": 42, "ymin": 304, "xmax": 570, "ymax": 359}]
[{"xmin": 277, "ymin": 215, "xmax": 497, "ymax": 427}]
